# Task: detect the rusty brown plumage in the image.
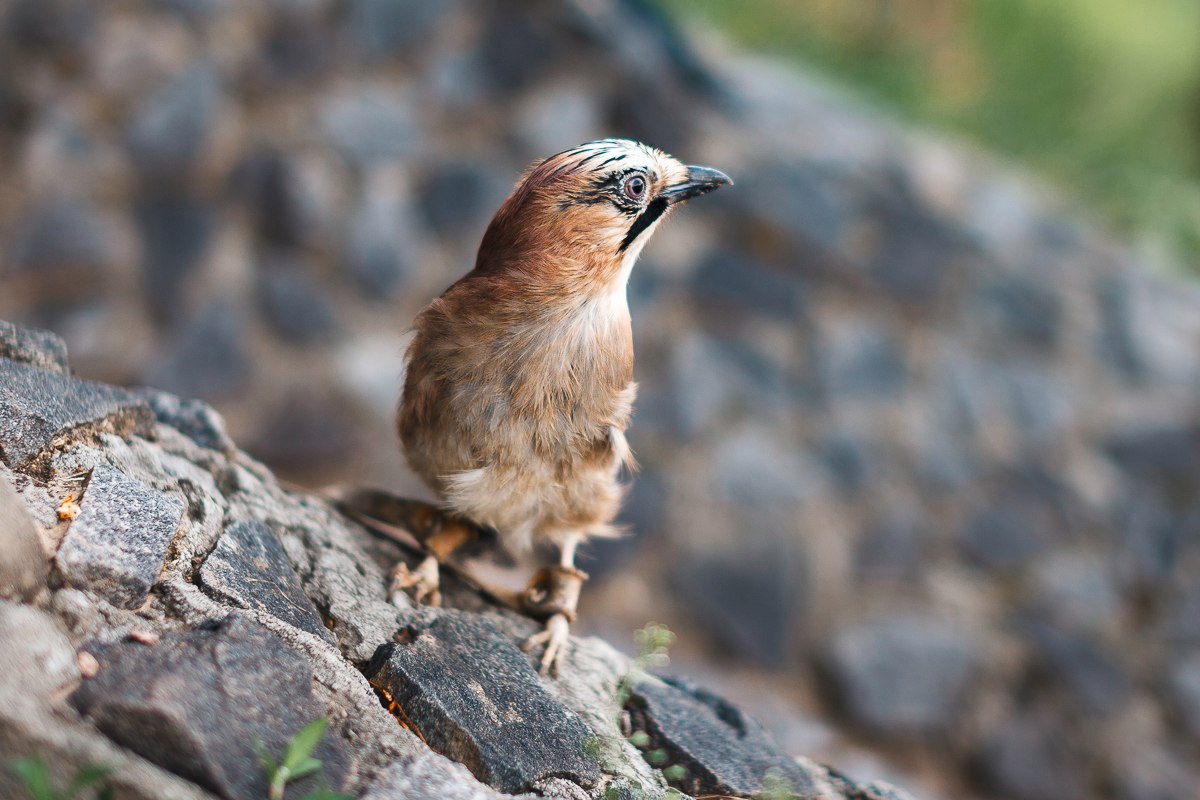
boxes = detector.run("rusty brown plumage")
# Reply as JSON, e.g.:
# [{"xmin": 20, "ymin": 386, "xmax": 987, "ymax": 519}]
[{"xmin": 396, "ymin": 139, "xmax": 730, "ymax": 671}]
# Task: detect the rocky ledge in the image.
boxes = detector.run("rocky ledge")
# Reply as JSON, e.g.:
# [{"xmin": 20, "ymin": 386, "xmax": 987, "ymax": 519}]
[{"xmin": 0, "ymin": 320, "xmax": 913, "ymax": 800}]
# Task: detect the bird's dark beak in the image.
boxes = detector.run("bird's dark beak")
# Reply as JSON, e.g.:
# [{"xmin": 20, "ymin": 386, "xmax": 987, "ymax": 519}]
[{"xmin": 661, "ymin": 165, "xmax": 733, "ymax": 205}]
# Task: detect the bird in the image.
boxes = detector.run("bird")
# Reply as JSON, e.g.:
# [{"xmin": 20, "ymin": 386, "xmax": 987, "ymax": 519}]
[{"xmin": 395, "ymin": 138, "xmax": 731, "ymax": 673}]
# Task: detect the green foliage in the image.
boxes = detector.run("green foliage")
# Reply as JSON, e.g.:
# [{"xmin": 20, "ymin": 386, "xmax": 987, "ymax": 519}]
[
  {"xmin": 660, "ymin": 764, "xmax": 688, "ymax": 783},
  {"xmin": 658, "ymin": 0, "xmax": 1200, "ymax": 270},
  {"xmin": 760, "ymin": 766, "xmax": 796, "ymax": 800},
  {"xmin": 6, "ymin": 758, "xmax": 113, "ymax": 800},
  {"xmin": 258, "ymin": 718, "xmax": 352, "ymax": 800},
  {"xmin": 617, "ymin": 622, "xmax": 676, "ymax": 707}
]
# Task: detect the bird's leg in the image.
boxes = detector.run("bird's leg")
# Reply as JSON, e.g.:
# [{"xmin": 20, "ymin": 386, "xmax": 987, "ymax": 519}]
[
  {"xmin": 521, "ymin": 534, "xmax": 588, "ymax": 675},
  {"xmin": 387, "ymin": 513, "xmax": 477, "ymax": 608},
  {"xmin": 333, "ymin": 488, "xmax": 480, "ymax": 609}
]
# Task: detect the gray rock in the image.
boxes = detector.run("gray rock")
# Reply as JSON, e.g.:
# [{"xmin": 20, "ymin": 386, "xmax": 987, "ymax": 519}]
[
  {"xmin": 0, "ymin": 471, "xmax": 47, "ymax": 600},
  {"xmin": 419, "ymin": 162, "xmax": 509, "ymax": 239},
  {"xmin": 854, "ymin": 512, "xmax": 926, "ymax": 581},
  {"xmin": 232, "ymin": 149, "xmax": 318, "ymax": 250},
  {"xmin": 2, "ymin": 0, "xmax": 97, "ymax": 53},
  {"xmin": 144, "ymin": 300, "xmax": 251, "ymax": 402},
  {"xmin": 720, "ymin": 160, "xmax": 848, "ymax": 262},
  {"xmin": 1092, "ymin": 271, "xmax": 1200, "ymax": 386},
  {"xmin": 818, "ymin": 432, "xmax": 880, "ymax": 493},
  {"xmin": 475, "ymin": 6, "xmax": 564, "ymax": 95},
  {"xmin": 0, "ymin": 598, "xmax": 217, "ymax": 800},
  {"xmin": 977, "ymin": 273, "xmax": 1062, "ymax": 347},
  {"xmin": 626, "ymin": 674, "xmax": 826, "ymax": 799},
  {"xmin": 1167, "ymin": 652, "xmax": 1200, "ymax": 743},
  {"xmin": 977, "ymin": 714, "xmax": 1088, "ymax": 800},
  {"xmin": 1113, "ymin": 494, "xmax": 1196, "ymax": 588},
  {"xmin": 589, "ymin": 469, "xmax": 665, "ymax": 582},
  {"xmin": 7, "ymin": 198, "xmax": 113, "ymax": 276},
  {"xmin": 1105, "ymin": 424, "xmax": 1200, "ymax": 492},
  {"xmin": 364, "ymin": 611, "xmax": 601, "ymax": 795},
  {"xmin": 258, "ymin": 262, "xmax": 339, "ymax": 346},
  {"xmin": 1001, "ymin": 364, "xmax": 1072, "ymax": 441},
  {"xmin": 1022, "ymin": 619, "xmax": 1130, "ymax": 716},
  {"xmin": 713, "ymin": 427, "xmax": 823, "ymax": 506},
  {"xmin": 321, "ymin": 86, "xmax": 420, "ymax": 167},
  {"xmin": 344, "ymin": 185, "xmax": 413, "ymax": 299},
  {"xmin": 125, "ymin": 63, "xmax": 221, "ymax": 179},
  {"xmin": 136, "ymin": 388, "xmax": 234, "ymax": 454},
  {"xmin": 823, "ymin": 615, "xmax": 979, "ymax": 735},
  {"xmin": 55, "ymin": 464, "xmax": 184, "ymax": 609},
  {"xmin": 245, "ymin": 391, "xmax": 357, "ymax": 477},
  {"xmin": 157, "ymin": 0, "xmax": 226, "ymax": 18},
  {"xmin": 253, "ymin": 8, "xmax": 331, "ymax": 88},
  {"xmin": 0, "ymin": 320, "xmax": 69, "ymax": 373},
  {"xmin": 1026, "ymin": 554, "xmax": 1121, "ymax": 635},
  {"xmin": 672, "ymin": 509, "xmax": 806, "ymax": 667},
  {"xmin": 345, "ymin": 0, "xmax": 456, "ymax": 59},
  {"xmin": 70, "ymin": 613, "xmax": 352, "ymax": 800},
  {"xmin": 0, "ymin": 359, "xmax": 155, "ymax": 475},
  {"xmin": 689, "ymin": 249, "xmax": 806, "ymax": 322},
  {"xmin": 860, "ymin": 178, "xmax": 974, "ymax": 304},
  {"xmin": 0, "ymin": 601, "xmax": 78, "ymax": 700},
  {"xmin": 668, "ymin": 332, "xmax": 795, "ymax": 435},
  {"xmin": 199, "ymin": 520, "xmax": 334, "ymax": 643},
  {"xmin": 515, "ymin": 83, "xmax": 604, "ymax": 157},
  {"xmin": 961, "ymin": 467, "xmax": 1072, "ymax": 571},
  {"xmin": 818, "ymin": 322, "xmax": 907, "ymax": 399},
  {"xmin": 1112, "ymin": 743, "xmax": 1200, "ymax": 800},
  {"xmin": 362, "ymin": 752, "xmax": 526, "ymax": 800},
  {"xmin": 134, "ymin": 194, "xmax": 215, "ymax": 317}
]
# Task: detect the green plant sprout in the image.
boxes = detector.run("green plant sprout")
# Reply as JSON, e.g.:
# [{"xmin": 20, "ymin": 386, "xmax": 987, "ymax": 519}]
[
  {"xmin": 256, "ymin": 717, "xmax": 352, "ymax": 800},
  {"xmin": 759, "ymin": 767, "xmax": 796, "ymax": 800},
  {"xmin": 617, "ymin": 622, "xmax": 676, "ymax": 706},
  {"xmin": 6, "ymin": 758, "xmax": 113, "ymax": 800}
]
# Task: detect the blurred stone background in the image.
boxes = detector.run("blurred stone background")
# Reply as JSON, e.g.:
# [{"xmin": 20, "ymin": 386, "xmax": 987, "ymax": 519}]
[{"xmin": 2, "ymin": 1, "xmax": 1199, "ymax": 799}]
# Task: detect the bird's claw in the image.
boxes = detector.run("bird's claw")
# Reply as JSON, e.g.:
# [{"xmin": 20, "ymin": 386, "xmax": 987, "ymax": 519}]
[
  {"xmin": 521, "ymin": 565, "xmax": 587, "ymax": 620},
  {"xmin": 522, "ymin": 612, "xmax": 572, "ymax": 676},
  {"xmin": 389, "ymin": 554, "xmax": 442, "ymax": 607}
]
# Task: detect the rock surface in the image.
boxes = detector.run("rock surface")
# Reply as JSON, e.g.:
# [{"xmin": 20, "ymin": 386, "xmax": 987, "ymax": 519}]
[
  {"xmin": 56, "ymin": 464, "xmax": 185, "ymax": 609},
  {"xmin": 70, "ymin": 613, "xmax": 353, "ymax": 800},
  {"xmin": 366, "ymin": 612, "xmax": 601, "ymax": 795},
  {"xmin": 0, "ymin": 324, "xmax": 909, "ymax": 800},
  {"xmin": 0, "ymin": 472, "xmax": 48, "ymax": 600},
  {"xmin": 627, "ymin": 675, "xmax": 824, "ymax": 798},
  {"xmin": 199, "ymin": 520, "xmax": 335, "ymax": 643},
  {"xmin": 0, "ymin": 359, "xmax": 155, "ymax": 475}
]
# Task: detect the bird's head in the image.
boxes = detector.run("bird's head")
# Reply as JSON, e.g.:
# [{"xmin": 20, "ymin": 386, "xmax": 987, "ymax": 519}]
[{"xmin": 474, "ymin": 139, "xmax": 731, "ymax": 299}]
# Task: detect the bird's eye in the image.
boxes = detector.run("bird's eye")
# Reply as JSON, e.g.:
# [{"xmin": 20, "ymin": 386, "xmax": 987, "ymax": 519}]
[{"xmin": 622, "ymin": 175, "xmax": 647, "ymax": 202}]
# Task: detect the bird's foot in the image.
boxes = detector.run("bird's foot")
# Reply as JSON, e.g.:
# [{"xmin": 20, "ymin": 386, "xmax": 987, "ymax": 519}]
[
  {"xmin": 519, "ymin": 565, "xmax": 588, "ymax": 675},
  {"xmin": 389, "ymin": 554, "xmax": 441, "ymax": 607},
  {"xmin": 521, "ymin": 612, "xmax": 572, "ymax": 676}
]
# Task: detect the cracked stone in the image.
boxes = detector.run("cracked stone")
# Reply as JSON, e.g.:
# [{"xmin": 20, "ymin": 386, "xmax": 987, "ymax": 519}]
[
  {"xmin": 55, "ymin": 465, "xmax": 184, "ymax": 609},
  {"xmin": 70, "ymin": 613, "xmax": 352, "ymax": 800},
  {"xmin": 0, "ymin": 360, "xmax": 155, "ymax": 476},
  {"xmin": 199, "ymin": 520, "xmax": 335, "ymax": 644},
  {"xmin": 625, "ymin": 674, "xmax": 827, "ymax": 799},
  {"xmin": 365, "ymin": 611, "xmax": 601, "ymax": 795}
]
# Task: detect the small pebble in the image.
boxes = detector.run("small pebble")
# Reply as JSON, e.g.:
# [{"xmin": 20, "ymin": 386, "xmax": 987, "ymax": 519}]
[
  {"xmin": 129, "ymin": 630, "xmax": 160, "ymax": 645},
  {"xmin": 77, "ymin": 651, "xmax": 100, "ymax": 678}
]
